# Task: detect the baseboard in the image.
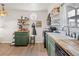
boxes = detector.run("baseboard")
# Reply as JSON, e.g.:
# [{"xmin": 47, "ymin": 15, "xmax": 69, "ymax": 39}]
[
  {"xmin": 0, "ymin": 40, "xmax": 44, "ymax": 44},
  {"xmin": 0, "ymin": 41, "xmax": 11, "ymax": 43},
  {"xmin": 35, "ymin": 41, "xmax": 43, "ymax": 43}
]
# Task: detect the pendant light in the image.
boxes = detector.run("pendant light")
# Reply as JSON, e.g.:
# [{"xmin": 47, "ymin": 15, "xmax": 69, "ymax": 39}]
[{"xmin": 0, "ymin": 4, "xmax": 7, "ymax": 16}]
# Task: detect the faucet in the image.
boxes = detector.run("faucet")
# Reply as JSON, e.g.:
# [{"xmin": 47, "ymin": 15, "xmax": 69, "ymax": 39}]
[
  {"xmin": 62, "ymin": 26, "xmax": 76, "ymax": 38},
  {"xmin": 62, "ymin": 26, "xmax": 67, "ymax": 31},
  {"xmin": 73, "ymin": 32, "xmax": 76, "ymax": 38},
  {"xmin": 62, "ymin": 26, "xmax": 70, "ymax": 36}
]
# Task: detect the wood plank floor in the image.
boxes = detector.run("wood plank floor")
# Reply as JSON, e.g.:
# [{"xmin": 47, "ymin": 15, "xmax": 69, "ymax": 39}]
[{"xmin": 0, "ymin": 43, "xmax": 48, "ymax": 56}]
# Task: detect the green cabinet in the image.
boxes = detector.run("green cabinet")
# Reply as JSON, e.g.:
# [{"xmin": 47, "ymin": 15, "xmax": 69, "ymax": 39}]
[
  {"xmin": 50, "ymin": 38, "xmax": 55, "ymax": 56},
  {"xmin": 46, "ymin": 33, "xmax": 55, "ymax": 56},
  {"xmin": 46, "ymin": 34, "xmax": 48, "ymax": 49},
  {"xmin": 48, "ymin": 39, "xmax": 51, "ymax": 56},
  {"xmin": 15, "ymin": 32, "xmax": 29, "ymax": 46}
]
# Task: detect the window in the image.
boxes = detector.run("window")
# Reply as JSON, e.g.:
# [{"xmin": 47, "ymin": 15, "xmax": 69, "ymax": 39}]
[
  {"xmin": 68, "ymin": 8, "xmax": 79, "ymax": 28},
  {"xmin": 77, "ymin": 19, "xmax": 79, "ymax": 27},
  {"xmin": 77, "ymin": 9, "xmax": 79, "ymax": 15},
  {"xmin": 77, "ymin": 9, "xmax": 79, "ymax": 27},
  {"xmin": 68, "ymin": 9, "xmax": 75, "ymax": 17},
  {"xmin": 68, "ymin": 9, "xmax": 76, "ymax": 27},
  {"xmin": 69, "ymin": 19, "xmax": 75, "ymax": 27}
]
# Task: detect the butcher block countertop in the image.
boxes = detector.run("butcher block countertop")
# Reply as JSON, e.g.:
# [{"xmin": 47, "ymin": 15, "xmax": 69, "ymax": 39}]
[{"xmin": 47, "ymin": 32, "xmax": 79, "ymax": 56}]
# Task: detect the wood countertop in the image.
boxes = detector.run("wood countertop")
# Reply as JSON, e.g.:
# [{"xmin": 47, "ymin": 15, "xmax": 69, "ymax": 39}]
[{"xmin": 47, "ymin": 32, "xmax": 79, "ymax": 56}]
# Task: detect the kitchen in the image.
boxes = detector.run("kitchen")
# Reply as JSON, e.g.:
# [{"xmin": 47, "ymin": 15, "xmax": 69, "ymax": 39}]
[
  {"xmin": 44, "ymin": 3, "xmax": 79, "ymax": 56},
  {"xmin": 0, "ymin": 3, "xmax": 79, "ymax": 56}
]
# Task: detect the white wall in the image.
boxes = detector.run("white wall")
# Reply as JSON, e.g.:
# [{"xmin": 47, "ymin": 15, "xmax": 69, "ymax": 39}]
[{"xmin": 0, "ymin": 9, "xmax": 48, "ymax": 43}]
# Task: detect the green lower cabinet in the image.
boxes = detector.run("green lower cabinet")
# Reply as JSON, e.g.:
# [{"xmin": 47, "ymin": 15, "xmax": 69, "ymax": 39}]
[
  {"xmin": 46, "ymin": 34, "xmax": 48, "ymax": 49},
  {"xmin": 15, "ymin": 37, "xmax": 27, "ymax": 45},
  {"xmin": 50, "ymin": 42, "xmax": 55, "ymax": 56},
  {"xmin": 48, "ymin": 40, "xmax": 51, "ymax": 56},
  {"xmin": 46, "ymin": 34, "xmax": 55, "ymax": 56},
  {"xmin": 15, "ymin": 32, "xmax": 29, "ymax": 46}
]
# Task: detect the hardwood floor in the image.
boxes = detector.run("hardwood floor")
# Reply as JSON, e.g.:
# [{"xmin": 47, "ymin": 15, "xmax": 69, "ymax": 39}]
[{"xmin": 0, "ymin": 43, "xmax": 48, "ymax": 56}]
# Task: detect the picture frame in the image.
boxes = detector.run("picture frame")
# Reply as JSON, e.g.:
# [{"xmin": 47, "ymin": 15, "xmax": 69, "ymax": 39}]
[{"xmin": 36, "ymin": 21, "xmax": 42, "ymax": 27}]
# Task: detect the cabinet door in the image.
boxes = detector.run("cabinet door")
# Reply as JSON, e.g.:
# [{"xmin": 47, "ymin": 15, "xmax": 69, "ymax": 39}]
[
  {"xmin": 46, "ymin": 34, "xmax": 48, "ymax": 49},
  {"xmin": 50, "ymin": 42, "xmax": 55, "ymax": 56},
  {"xmin": 15, "ymin": 36, "xmax": 27, "ymax": 45},
  {"xmin": 15, "ymin": 32, "xmax": 29, "ymax": 37},
  {"xmin": 48, "ymin": 39, "xmax": 51, "ymax": 56},
  {"xmin": 48, "ymin": 36, "xmax": 55, "ymax": 56}
]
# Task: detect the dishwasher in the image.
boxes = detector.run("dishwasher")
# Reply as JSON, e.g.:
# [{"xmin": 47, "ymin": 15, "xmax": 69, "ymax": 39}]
[{"xmin": 55, "ymin": 43, "xmax": 70, "ymax": 56}]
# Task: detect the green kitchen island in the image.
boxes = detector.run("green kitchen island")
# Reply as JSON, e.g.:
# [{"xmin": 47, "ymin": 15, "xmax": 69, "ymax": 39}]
[{"xmin": 14, "ymin": 31, "xmax": 29, "ymax": 46}]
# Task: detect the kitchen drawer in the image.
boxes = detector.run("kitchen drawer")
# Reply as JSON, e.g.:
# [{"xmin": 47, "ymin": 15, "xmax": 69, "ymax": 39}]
[{"xmin": 15, "ymin": 32, "xmax": 29, "ymax": 37}]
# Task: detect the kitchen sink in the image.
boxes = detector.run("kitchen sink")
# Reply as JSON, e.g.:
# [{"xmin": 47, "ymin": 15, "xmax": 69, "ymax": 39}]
[{"xmin": 51, "ymin": 32, "xmax": 75, "ymax": 40}]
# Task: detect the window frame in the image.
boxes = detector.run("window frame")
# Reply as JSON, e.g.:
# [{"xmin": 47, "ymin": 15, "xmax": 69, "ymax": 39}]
[{"xmin": 67, "ymin": 8, "xmax": 79, "ymax": 28}]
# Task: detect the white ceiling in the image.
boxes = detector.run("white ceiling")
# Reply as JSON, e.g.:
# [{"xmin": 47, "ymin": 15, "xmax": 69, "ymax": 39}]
[
  {"xmin": 4, "ymin": 3, "xmax": 54, "ymax": 11},
  {"xmin": 4, "ymin": 3, "xmax": 79, "ymax": 11},
  {"xmin": 67, "ymin": 3, "xmax": 79, "ymax": 8}
]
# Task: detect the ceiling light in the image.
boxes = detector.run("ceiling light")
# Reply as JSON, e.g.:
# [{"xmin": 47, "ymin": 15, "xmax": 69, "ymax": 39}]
[
  {"xmin": 30, "ymin": 13, "xmax": 37, "ymax": 21},
  {"xmin": 0, "ymin": 4, "xmax": 7, "ymax": 16}
]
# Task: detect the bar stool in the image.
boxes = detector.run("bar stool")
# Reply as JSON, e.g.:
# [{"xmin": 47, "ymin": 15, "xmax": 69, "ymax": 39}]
[{"xmin": 30, "ymin": 35, "xmax": 35, "ymax": 44}]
